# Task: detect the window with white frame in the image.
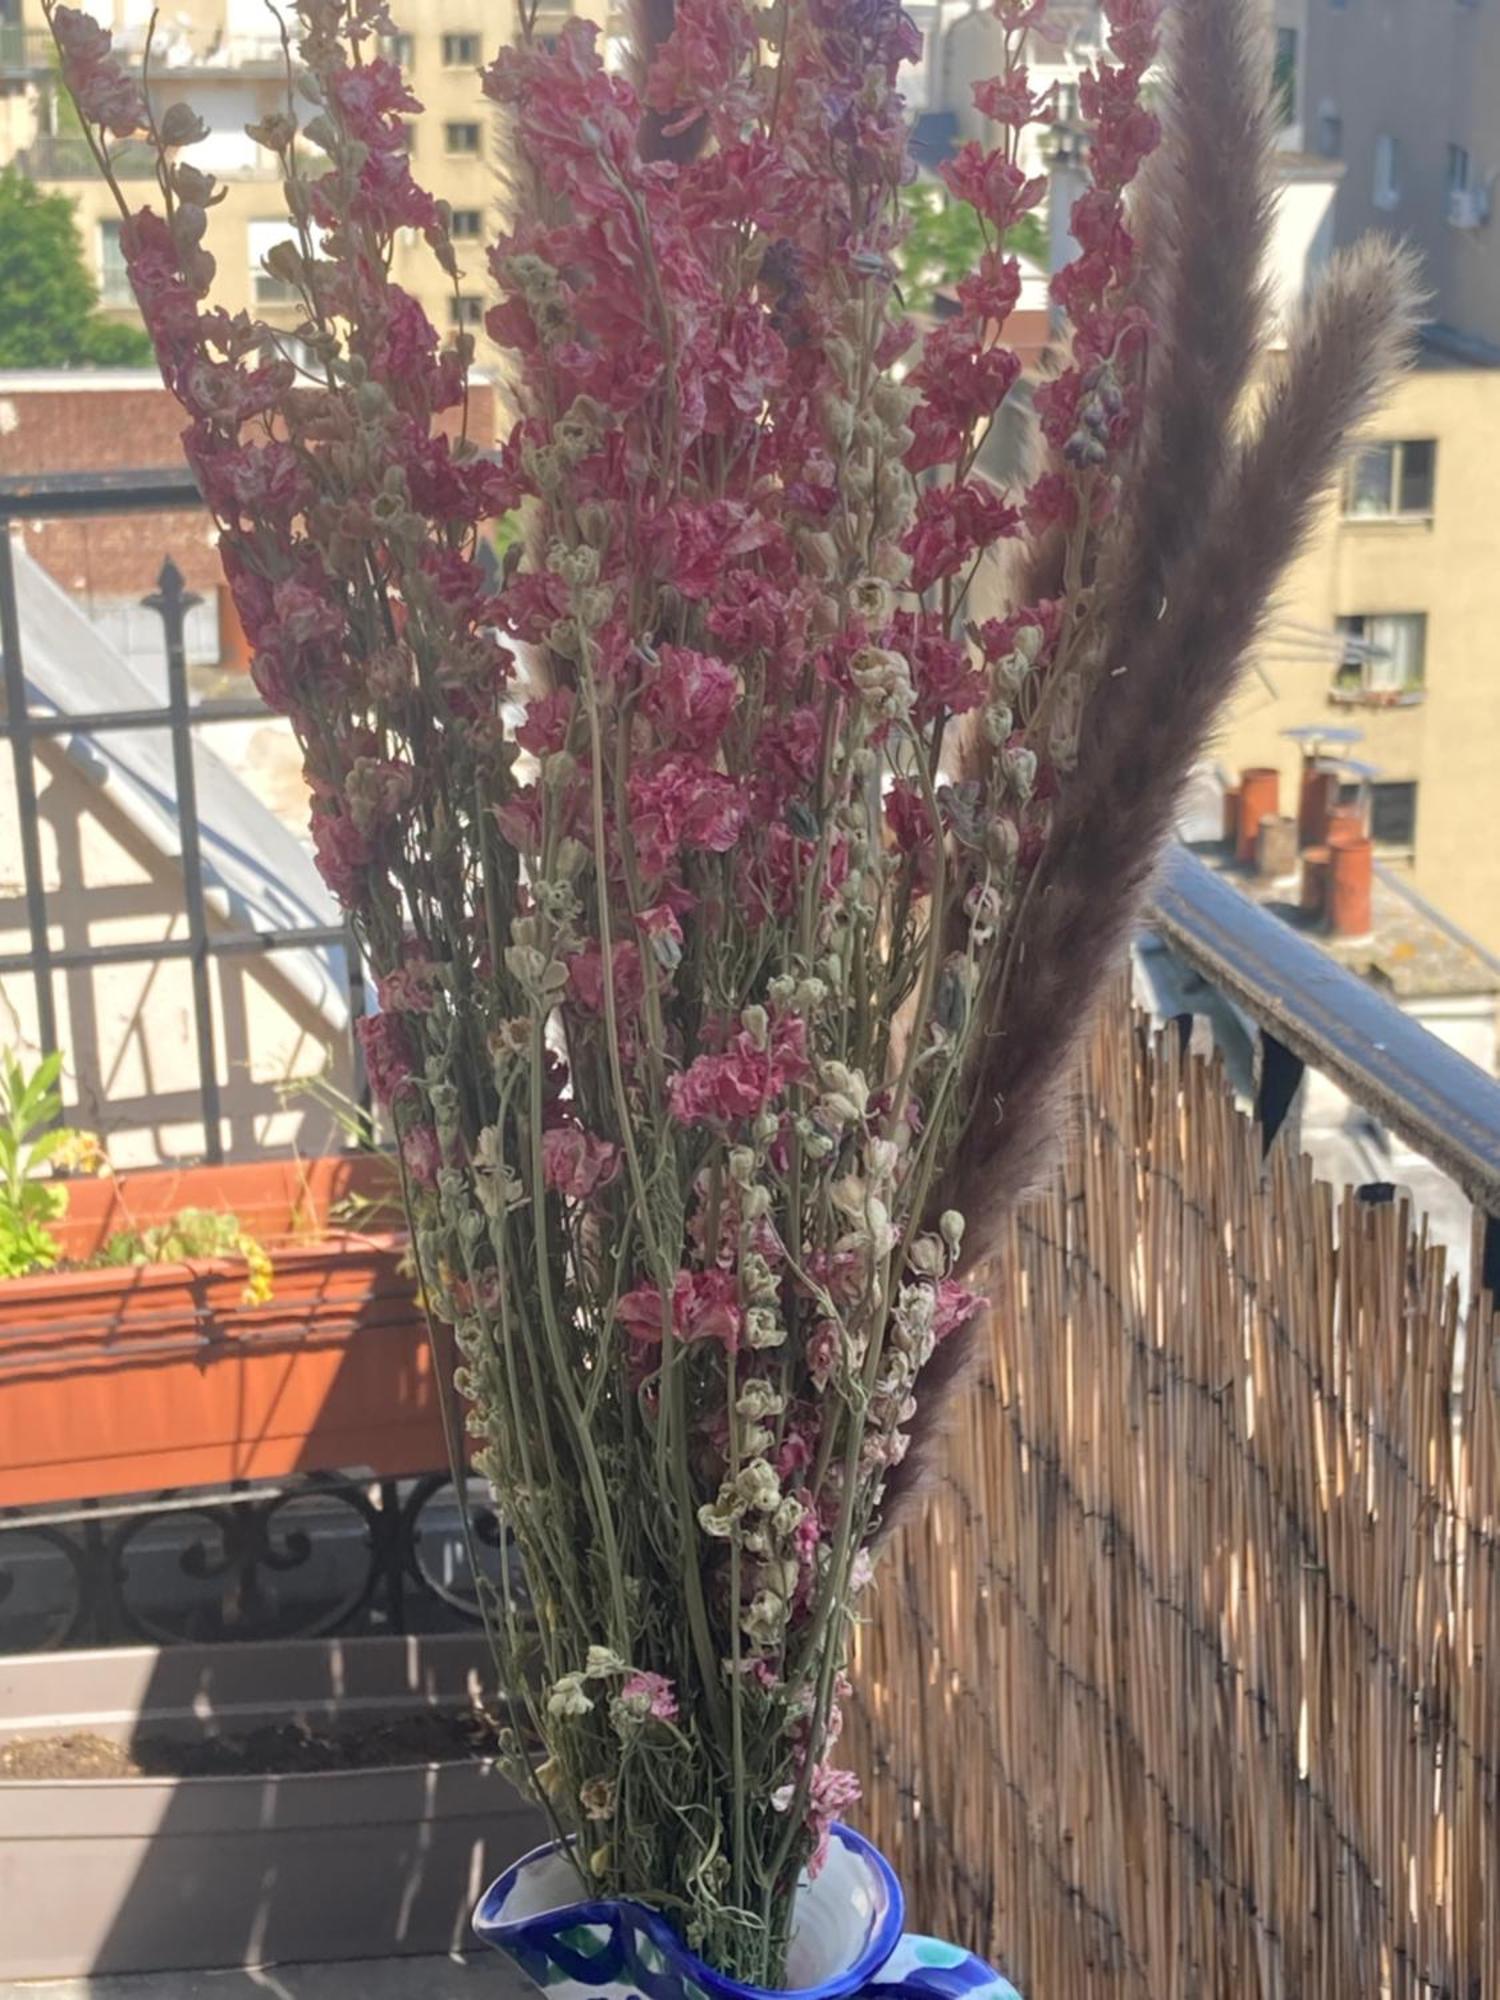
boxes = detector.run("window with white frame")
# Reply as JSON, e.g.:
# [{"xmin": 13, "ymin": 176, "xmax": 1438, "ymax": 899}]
[
  {"xmin": 445, "ymin": 121, "xmax": 482, "ymax": 155},
  {"xmin": 449, "ymin": 208, "xmax": 484, "ymax": 240},
  {"xmin": 442, "ymin": 32, "xmax": 479, "ymax": 65},
  {"xmin": 97, "ymin": 218, "xmax": 131, "ymax": 306},
  {"xmin": 1334, "ymin": 612, "xmax": 1427, "ymax": 697},
  {"xmin": 1373, "ymin": 133, "xmax": 1400, "ymax": 209},
  {"xmin": 449, "ymin": 295, "xmax": 484, "ymax": 326},
  {"xmin": 1344, "ymin": 439, "xmax": 1436, "ymax": 518}
]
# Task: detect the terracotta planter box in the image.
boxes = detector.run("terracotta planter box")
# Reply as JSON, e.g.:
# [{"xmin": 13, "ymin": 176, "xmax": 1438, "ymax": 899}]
[
  {"xmin": 0, "ymin": 1632, "xmax": 545, "ymax": 1979},
  {"xmin": 0, "ymin": 1155, "xmax": 454, "ymax": 1508}
]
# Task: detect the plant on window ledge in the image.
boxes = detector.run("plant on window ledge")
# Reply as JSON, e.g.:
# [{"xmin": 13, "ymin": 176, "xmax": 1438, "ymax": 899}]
[{"xmin": 44, "ymin": 0, "xmax": 1416, "ymax": 1983}]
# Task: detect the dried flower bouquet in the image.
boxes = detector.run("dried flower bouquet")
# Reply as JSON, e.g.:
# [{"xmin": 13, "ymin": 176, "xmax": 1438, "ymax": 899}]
[{"xmin": 45, "ymin": 0, "xmax": 1414, "ymax": 1980}]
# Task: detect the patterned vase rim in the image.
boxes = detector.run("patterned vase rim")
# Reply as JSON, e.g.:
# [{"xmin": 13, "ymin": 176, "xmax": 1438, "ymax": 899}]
[{"xmin": 473, "ymin": 1821, "xmax": 906, "ymax": 2000}]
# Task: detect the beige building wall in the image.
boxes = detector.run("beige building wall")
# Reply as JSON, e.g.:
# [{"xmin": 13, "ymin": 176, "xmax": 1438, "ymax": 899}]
[
  {"xmin": 1219, "ymin": 356, "xmax": 1500, "ymax": 957},
  {"xmin": 1302, "ymin": 0, "xmax": 1500, "ymax": 344},
  {"xmin": 6, "ymin": 0, "xmax": 606, "ymax": 364}
]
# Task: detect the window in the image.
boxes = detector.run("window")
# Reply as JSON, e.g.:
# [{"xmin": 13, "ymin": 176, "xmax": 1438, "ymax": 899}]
[
  {"xmin": 97, "ymin": 218, "xmax": 131, "ymax": 306},
  {"xmin": 449, "ymin": 295, "xmax": 484, "ymax": 326},
  {"xmin": 442, "ymin": 32, "xmax": 479, "ymax": 65},
  {"xmin": 1373, "ymin": 133, "xmax": 1400, "ymax": 209},
  {"xmin": 1370, "ymin": 781, "xmax": 1418, "ymax": 850},
  {"xmin": 1334, "ymin": 613, "xmax": 1428, "ymax": 697},
  {"xmin": 382, "ymin": 31, "xmax": 413, "ymax": 65},
  {"xmin": 449, "ymin": 208, "xmax": 483, "ymax": 240},
  {"xmin": 1447, "ymin": 143, "xmax": 1471, "ymax": 193},
  {"xmin": 248, "ymin": 218, "xmax": 298, "ymax": 305},
  {"xmin": 1344, "ymin": 439, "xmax": 1437, "ymax": 518},
  {"xmin": 1273, "ymin": 27, "xmax": 1298, "ymax": 128},
  {"xmin": 1317, "ymin": 101, "xmax": 1342, "ymax": 157},
  {"xmin": 445, "ymin": 121, "xmax": 482, "ymax": 155}
]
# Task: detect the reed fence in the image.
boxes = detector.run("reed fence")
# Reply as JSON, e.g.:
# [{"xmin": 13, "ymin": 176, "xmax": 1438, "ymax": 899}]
[{"xmin": 851, "ymin": 991, "xmax": 1499, "ymax": 1999}]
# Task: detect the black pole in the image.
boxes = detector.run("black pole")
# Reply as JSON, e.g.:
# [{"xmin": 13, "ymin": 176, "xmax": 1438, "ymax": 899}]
[
  {"xmin": 0, "ymin": 530, "xmax": 59, "ymax": 1061},
  {"xmin": 145, "ymin": 557, "xmax": 224, "ymax": 1163}
]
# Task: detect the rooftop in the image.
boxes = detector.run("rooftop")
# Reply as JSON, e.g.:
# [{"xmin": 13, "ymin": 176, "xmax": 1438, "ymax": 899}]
[{"xmin": 1193, "ymin": 838, "xmax": 1500, "ymax": 1003}]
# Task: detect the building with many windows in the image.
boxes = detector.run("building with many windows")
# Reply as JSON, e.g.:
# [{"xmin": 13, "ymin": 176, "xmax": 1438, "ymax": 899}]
[
  {"xmin": 1212, "ymin": 1, "xmax": 1500, "ymax": 957},
  {"xmin": 0, "ymin": 0, "xmax": 604, "ymax": 369}
]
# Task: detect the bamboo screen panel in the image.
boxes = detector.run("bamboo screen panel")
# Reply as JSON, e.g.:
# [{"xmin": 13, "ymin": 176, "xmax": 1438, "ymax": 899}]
[{"xmin": 850, "ymin": 994, "xmax": 1499, "ymax": 1999}]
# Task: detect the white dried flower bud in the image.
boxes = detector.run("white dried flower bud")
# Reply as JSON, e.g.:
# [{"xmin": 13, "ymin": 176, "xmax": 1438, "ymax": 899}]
[
  {"xmin": 736, "ymin": 1379, "xmax": 786, "ymax": 1421},
  {"xmin": 908, "ymin": 1234, "xmax": 946, "ymax": 1279},
  {"xmin": 744, "ymin": 1306, "xmax": 786, "ymax": 1349},
  {"xmin": 1001, "ymin": 745, "xmax": 1038, "ymax": 803},
  {"xmin": 940, "ymin": 1210, "xmax": 966, "ymax": 1253},
  {"xmin": 735, "ymin": 1460, "xmax": 782, "ymax": 1512},
  {"xmin": 741, "ymin": 1004, "xmax": 769, "ymax": 1048},
  {"xmin": 1015, "ymin": 623, "xmax": 1044, "ymax": 666},
  {"xmin": 547, "ymin": 1674, "xmax": 593, "ymax": 1719},
  {"xmin": 727, "ymin": 1146, "xmax": 757, "ymax": 1186},
  {"xmin": 742, "ymin": 1590, "xmax": 788, "ymax": 1647},
  {"xmin": 983, "ymin": 702, "xmax": 1015, "ymax": 746}
]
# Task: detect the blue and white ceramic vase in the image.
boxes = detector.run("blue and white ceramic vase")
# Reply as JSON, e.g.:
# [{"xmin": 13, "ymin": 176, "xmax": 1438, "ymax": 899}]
[{"xmin": 474, "ymin": 1825, "xmax": 1021, "ymax": 2000}]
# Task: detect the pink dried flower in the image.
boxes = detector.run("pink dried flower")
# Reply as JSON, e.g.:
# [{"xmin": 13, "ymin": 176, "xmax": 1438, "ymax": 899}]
[
  {"xmin": 541, "ymin": 1124, "xmax": 621, "ymax": 1201},
  {"xmin": 619, "ymin": 1671, "xmax": 679, "ymax": 1723},
  {"xmin": 357, "ymin": 1013, "xmax": 417, "ymax": 1110}
]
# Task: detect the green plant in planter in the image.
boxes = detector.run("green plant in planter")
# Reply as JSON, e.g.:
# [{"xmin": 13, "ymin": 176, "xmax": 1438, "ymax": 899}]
[
  {"xmin": 0, "ymin": 1050, "xmax": 105, "ymax": 1279},
  {"xmin": 96, "ymin": 1208, "xmax": 275, "ymax": 1306}
]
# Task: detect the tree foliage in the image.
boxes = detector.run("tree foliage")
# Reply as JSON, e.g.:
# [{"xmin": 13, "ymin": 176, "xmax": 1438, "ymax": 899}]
[
  {"xmin": 897, "ymin": 180, "xmax": 1047, "ymax": 314},
  {"xmin": 0, "ymin": 169, "xmax": 152, "ymax": 367}
]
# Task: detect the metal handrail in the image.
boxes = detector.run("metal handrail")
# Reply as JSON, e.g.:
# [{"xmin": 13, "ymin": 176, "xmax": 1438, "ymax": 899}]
[{"xmin": 1149, "ymin": 845, "xmax": 1500, "ymax": 1286}]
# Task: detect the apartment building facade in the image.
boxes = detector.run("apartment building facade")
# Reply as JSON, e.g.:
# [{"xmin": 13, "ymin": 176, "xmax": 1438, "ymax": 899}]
[
  {"xmin": 1215, "ymin": 0, "xmax": 1500, "ymax": 957},
  {"xmin": 1297, "ymin": 0, "xmax": 1499, "ymax": 344},
  {"xmin": 0, "ymin": 0, "xmax": 602, "ymax": 367}
]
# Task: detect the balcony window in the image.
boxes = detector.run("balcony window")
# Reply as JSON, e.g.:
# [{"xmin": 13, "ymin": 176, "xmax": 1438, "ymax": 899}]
[
  {"xmin": 442, "ymin": 32, "xmax": 480, "ymax": 65},
  {"xmin": 249, "ymin": 219, "xmax": 298, "ymax": 305},
  {"xmin": 1344, "ymin": 439, "xmax": 1436, "ymax": 518},
  {"xmin": 445, "ymin": 121, "xmax": 482, "ymax": 155},
  {"xmin": 97, "ymin": 218, "xmax": 131, "ymax": 307},
  {"xmin": 1316, "ymin": 101, "xmax": 1342, "ymax": 157},
  {"xmin": 1447, "ymin": 143, "xmax": 1471, "ymax": 193},
  {"xmin": 449, "ymin": 208, "xmax": 483, "ymax": 240},
  {"xmin": 1334, "ymin": 612, "xmax": 1427, "ymax": 700}
]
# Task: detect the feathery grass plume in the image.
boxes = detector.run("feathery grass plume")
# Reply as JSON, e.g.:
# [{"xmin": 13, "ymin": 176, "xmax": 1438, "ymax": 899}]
[
  {"xmin": 888, "ymin": 239, "xmax": 1423, "ymax": 1532},
  {"xmin": 1096, "ymin": 0, "xmax": 1275, "ymax": 667}
]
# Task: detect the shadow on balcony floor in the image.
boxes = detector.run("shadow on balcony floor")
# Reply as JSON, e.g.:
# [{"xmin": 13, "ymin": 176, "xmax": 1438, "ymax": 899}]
[{"xmin": 3, "ymin": 1948, "xmax": 533, "ymax": 1998}]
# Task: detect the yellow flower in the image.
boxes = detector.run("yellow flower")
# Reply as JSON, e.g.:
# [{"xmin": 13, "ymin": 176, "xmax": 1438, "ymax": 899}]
[
  {"xmin": 235, "ymin": 1232, "xmax": 275, "ymax": 1307},
  {"xmin": 52, "ymin": 1128, "xmax": 107, "ymax": 1175}
]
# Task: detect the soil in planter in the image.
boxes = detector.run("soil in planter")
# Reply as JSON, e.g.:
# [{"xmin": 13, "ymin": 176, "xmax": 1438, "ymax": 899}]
[{"xmin": 0, "ymin": 1707, "xmax": 502, "ymax": 1781}]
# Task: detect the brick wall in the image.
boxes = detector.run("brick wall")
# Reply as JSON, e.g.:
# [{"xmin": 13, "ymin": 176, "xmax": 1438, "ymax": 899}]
[{"xmin": 0, "ymin": 373, "xmax": 505, "ymax": 667}]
